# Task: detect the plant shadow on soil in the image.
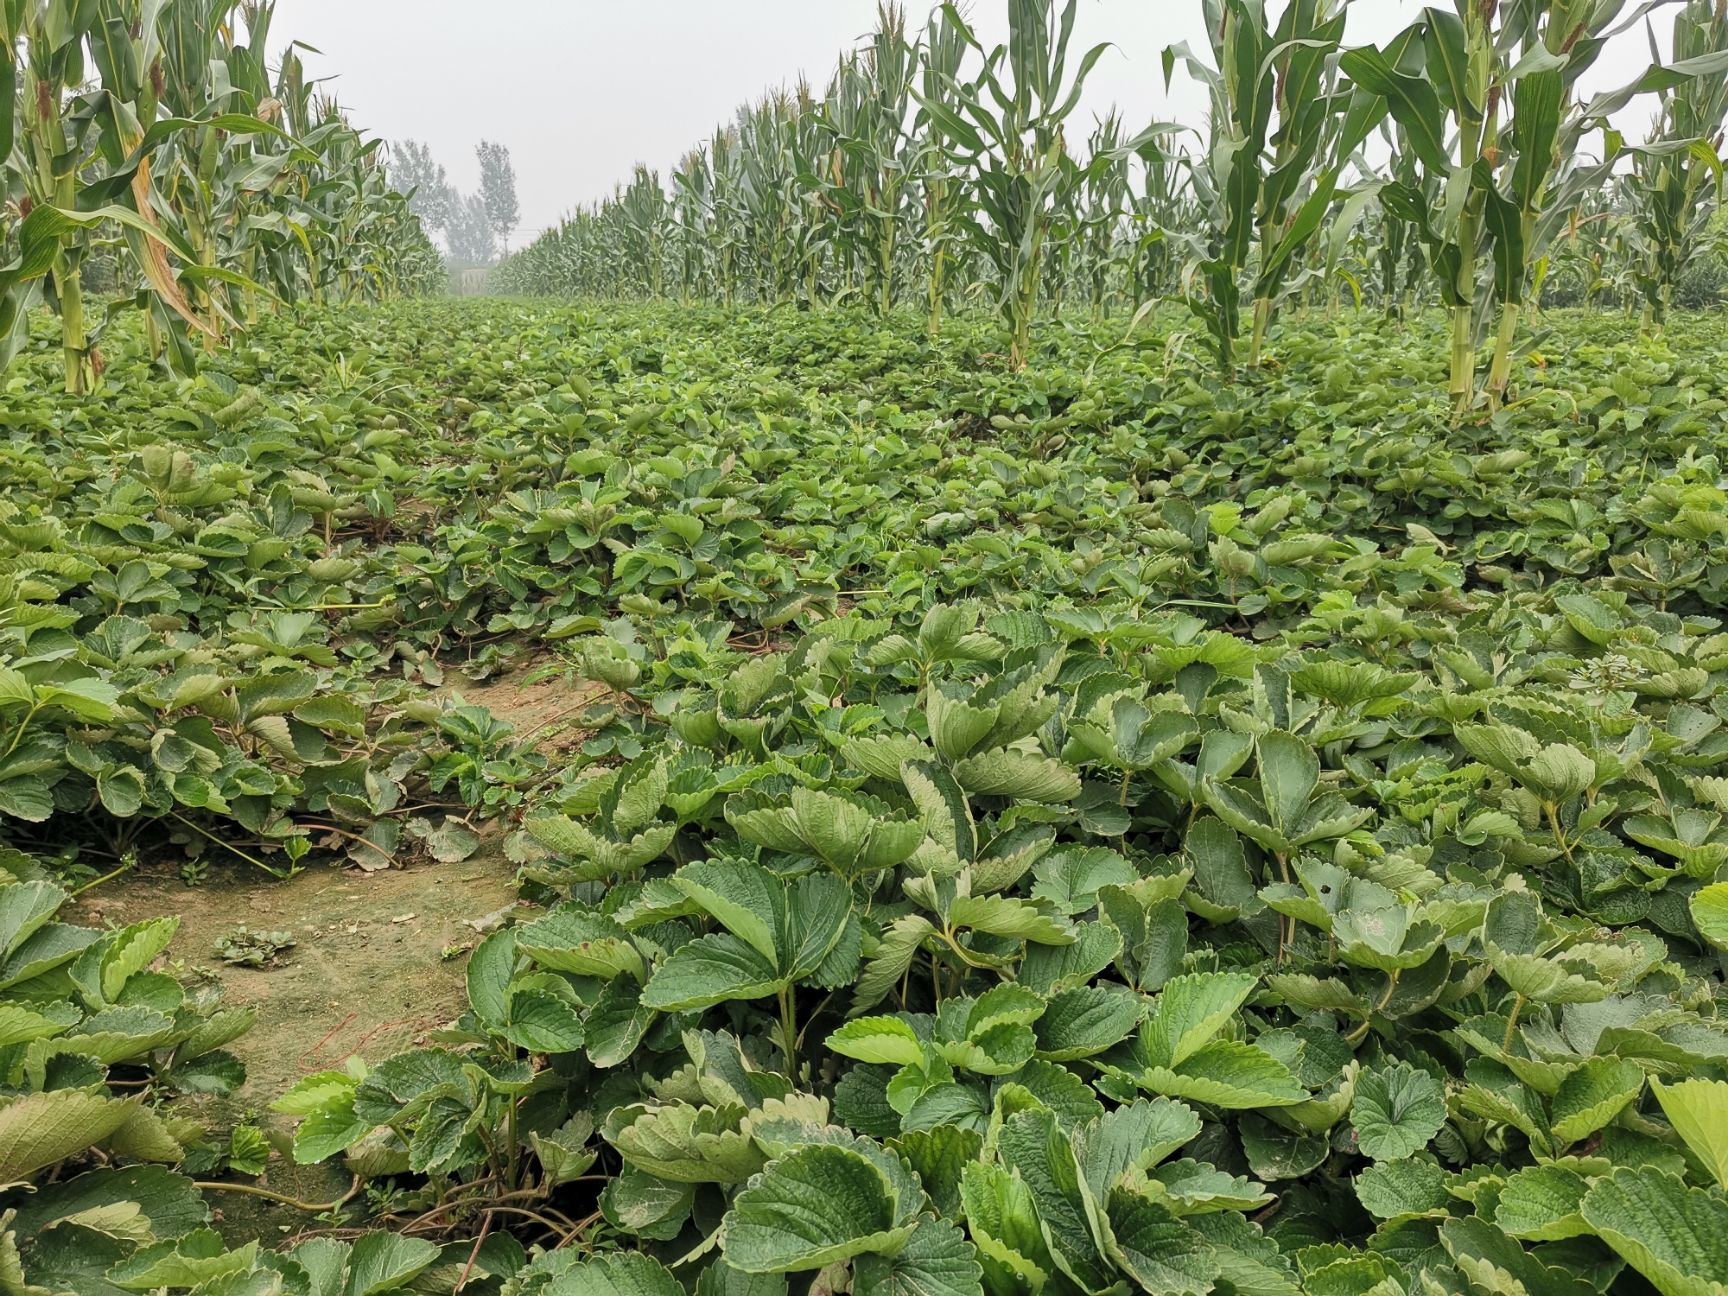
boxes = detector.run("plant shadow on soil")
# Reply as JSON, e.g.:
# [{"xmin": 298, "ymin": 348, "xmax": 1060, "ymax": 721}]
[{"xmin": 65, "ymin": 664, "xmax": 593, "ymax": 1243}]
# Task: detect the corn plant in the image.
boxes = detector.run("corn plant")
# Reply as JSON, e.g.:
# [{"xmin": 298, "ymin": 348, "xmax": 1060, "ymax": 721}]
[
  {"xmin": 915, "ymin": 2, "xmax": 970, "ymax": 334},
  {"xmin": 3, "ymin": 0, "xmax": 202, "ymax": 389},
  {"xmin": 2, "ymin": 0, "xmax": 437, "ymax": 389},
  {"xmin": 918, "ymin": 0, "xmax": 1110, "ymax": 368},
  {"xmin": 1076, "ymin": 112, "xmax": 1132, "ymax": 316},
  {"xmin": 818, "ymin": 5, "xmax": 918, "ymax": 315},
  {"xmin": 5, "ymin": 0, "xmax": 108, "ymax": 389},
  {"xmin": 1, "ymin": 5, "xmax": 34, "ymax": 366},
  {"xmin": 616, "ymin": 165, "xmax": 668, "ymax": 299},
  {"xmin": 1628, "ymin": 0, "xmax": 1728, "ymax": 326},
  {"xmin": 1167, "ymin": 0, "xmax": 1373, "ymax": 373},
  {"xmin": 1367, "ymin": 122, "xmax": 1429, "ymax": 319},
  {"xmin": 482, "ymin": 0, "xmax": 1728, "ymax": 369},
  {"xmin": 1569, "ymin": 206, "xmax": 1617, "ymax": 308},
  {"xmin": 671, "ymin": 144, "xmax": 714, "ymax": 303},
  {"xmin": 1343, "ymin": 9, "xmax": 1495, "ymax": 409},
  {"xmin": 1127, "ymin": 131, "xmax": 1193, "ymax": 303},
  {"xmin": 1475, "ymin": 0, "xmax": 1637, "ymax": 400},
  {"xmin": 1346, "ymin": 0, "xmax": 1728, "ymax": 411},
  {"xmin": 732, "ymin": 94, "xmax": 801, "ymax": 305},
  {"xmin": 9, "ymin": 0, "xmax": 290, "ymax": 386}
]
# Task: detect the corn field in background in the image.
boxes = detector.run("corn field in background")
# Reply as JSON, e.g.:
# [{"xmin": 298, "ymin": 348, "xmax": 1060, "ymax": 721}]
[
  {"xmin": 1, "ymin": 0, "xmax": 442, "ymax": 394},
  {"xmin": 495, "ymin": 0, "xmax": 1728, "ymax": 408}
]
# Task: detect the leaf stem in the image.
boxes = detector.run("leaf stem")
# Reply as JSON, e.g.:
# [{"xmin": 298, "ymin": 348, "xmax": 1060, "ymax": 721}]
[
  {"xmin": 1501, "ymin": 993, "xmax": 1526, "ymax": 1053},
  {"xmin": 940, "ymin": 928, "xmax": 993, "ymax": 970},
  {"xmin": 1545, "ymin": 802, "xmax": 1575, "ymax": 865},
  {"xmin": 506, "ymin": 1097, "xmax": 521, "ymax": 1191},
  {"xmin": 167, "ymin": 812, "xmax": 296, "ymax": 879},
  {"xmin": 68, "ymin": 855, "xmax": 138, "ymax": 898},
  {"xmin": 1345, "ymin": 970, "xmax": 1401, "ymax": 1046},
  {"xmin": 2, "ymin": 703, "xmax": 42, "ymax": 760},
  {"xmin": 195, "ymin": 1174, "xmax": 361, "ymax": 1214},
  {"xmin": 1275, "ymin": 851, "xmax": 1292, "ymax": 962},
  {"xmin": 777, "ymin": 986, "xmax": 798, "ymax": 1079}
]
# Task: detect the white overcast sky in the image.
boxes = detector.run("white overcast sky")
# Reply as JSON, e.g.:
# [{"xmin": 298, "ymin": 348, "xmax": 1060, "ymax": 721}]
[{"xmin": 270, "ymin": 0, "xmax": 1670, "ymax": 240}]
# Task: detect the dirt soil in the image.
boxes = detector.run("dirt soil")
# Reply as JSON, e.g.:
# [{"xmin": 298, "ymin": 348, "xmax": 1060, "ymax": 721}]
[
  {"xmin": 63, "ymin": 662, "xmax": 599, "ymax": 1240},
  {"xmin": 72, "ymin": 856, "xmax": 524, "ymax": 1237},
  {"xmin": 444, "ymin": 657, "xmax": 602, "ymax": 760},
  {"xmin": 74, "ymin": 859, "xmax": 521, "ymax": 1102}
]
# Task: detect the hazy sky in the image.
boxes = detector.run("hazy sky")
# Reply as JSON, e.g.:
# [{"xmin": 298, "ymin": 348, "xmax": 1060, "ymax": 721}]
[{"xmin": 269, "ymin": 0, "xmax": 1670, "ymax": 243}]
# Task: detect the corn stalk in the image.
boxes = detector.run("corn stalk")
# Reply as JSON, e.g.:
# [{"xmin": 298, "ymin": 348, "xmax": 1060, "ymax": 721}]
[
  {"xmin": 916, "ymin": 3, "xmax": 969, "ymax": 334},
  {"xmin": 1169, "ymin": 0, "xmax": 1374, "ymax": 374},
  {"xmin": 819, "ymin": 4, "xmax": 917, "ymax": 316},
  {"xmin": 1347, "ymin": 0, "xmax": 1728, "ymax": 412},
  {"xmin": 1628, "ymin": 0, "xmax": 1728, "ymax": 326},
  {"xmin": 2, "ymin": 0, "xmax": 437, "ymax": 388},
  {"xmin": 918, "ymin": 0, "xmax": 1110, "ymax": 368}
]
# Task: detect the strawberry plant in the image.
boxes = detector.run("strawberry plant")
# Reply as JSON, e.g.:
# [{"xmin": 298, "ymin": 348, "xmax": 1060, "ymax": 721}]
[{"xmin": 3, "ymin": 288, "xmax": 1728, "ymax": 1290}]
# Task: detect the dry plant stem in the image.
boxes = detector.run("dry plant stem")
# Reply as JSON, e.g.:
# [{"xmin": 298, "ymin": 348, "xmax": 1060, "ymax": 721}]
[
  {"xmin": 455, "ymin": 1211, "xmax": 493, "ymax": 1291},
  {"xmin": 300, "ymin": 820, "xmax": 396, "ymax": 864},
  {"xmin": 400, "ymin": 1201, "xmax": 578, "ymax": 1242},
  {"xmin": 394, "ymin": 1184, "xmax": 595, "ymax": 1234},
  {"xmin": 299, "ymin": 1012, "xmax": 359, "ymax": 1070},
  {"xmin": 551, "ymin": 1210, "xmax": 604, "ymax": 1251}
]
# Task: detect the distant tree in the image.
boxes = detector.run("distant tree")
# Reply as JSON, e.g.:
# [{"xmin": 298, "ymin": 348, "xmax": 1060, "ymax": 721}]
[
  {"xmin": 446, "ymin": 192, "xmax": 499, "ymax": 267},
  {"xmin": 475, "ymin": 140, "xmax": 520, "ymax": 251},
  {"xmin": 390, "ymin": 139, "xmax": 454, "ymax": 234}
]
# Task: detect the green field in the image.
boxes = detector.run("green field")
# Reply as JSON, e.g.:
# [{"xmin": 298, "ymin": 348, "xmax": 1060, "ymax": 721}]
[
  {"xmin": 14, "ymin": 0, "xmax": 1728, "ymax": 1286},
  {"xmin": 3, "ymin": 298, "xmax": 1728, "ymax": 1290}
]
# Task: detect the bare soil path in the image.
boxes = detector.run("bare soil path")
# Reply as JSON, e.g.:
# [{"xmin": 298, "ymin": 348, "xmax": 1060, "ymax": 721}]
[
  {"xmin": 62, "ymin": 662, "xmax": 595, "ymax": 1240},
  {"xmin": 72, "ymin": 856, "xmax": 523, "ymax": 1238}
]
